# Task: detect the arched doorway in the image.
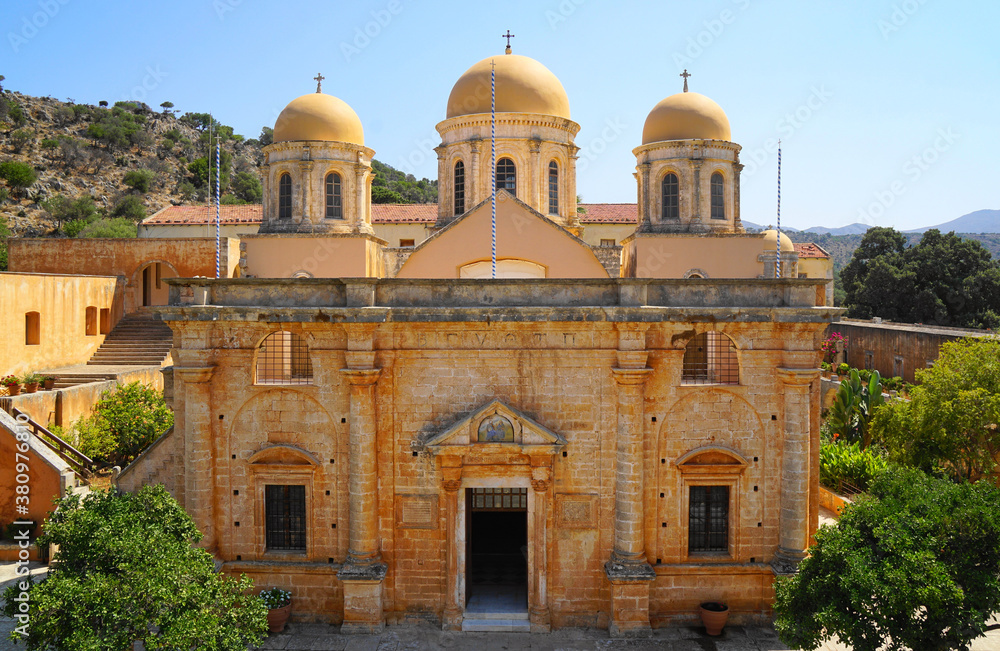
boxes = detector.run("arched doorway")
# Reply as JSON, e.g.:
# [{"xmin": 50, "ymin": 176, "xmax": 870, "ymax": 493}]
[{"xmin": 133, "ymin": 261, "xmax": 179, "ymax": 308}]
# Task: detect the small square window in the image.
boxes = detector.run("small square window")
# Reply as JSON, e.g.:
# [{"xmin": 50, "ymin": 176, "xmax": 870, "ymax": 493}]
[
  {"xmin": 600, "ymin": 238, "xmax": 616, "ymax": 248},
  {"xmin": 399, "ymin": 239, "xmax": 415, "ymax": 248}
]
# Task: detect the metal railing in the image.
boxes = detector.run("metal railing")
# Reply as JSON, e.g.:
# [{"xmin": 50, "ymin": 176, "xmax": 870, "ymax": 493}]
[{"xmin": 9, "ymin": 407, "xmax": 93, "ymax": 480}]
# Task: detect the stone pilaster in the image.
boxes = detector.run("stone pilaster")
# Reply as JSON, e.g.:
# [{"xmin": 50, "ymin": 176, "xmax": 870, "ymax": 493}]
[
  {"xmin": 354, "ymin": 163, "xmax": 373, "ymax": 235},
  {"xmin": 529, "ymin": 463, "xmax": 552, "ymax": 633},
  {"xmin": 771, "ymin": 368, "xmax": 821, "ymax": 575},
  {"xmin": 637, "ymin": 161, "xmax": 651, "ymax": 231},
  {"xmin": 733, "ymin": 161, "xmax": 744, "ymax": 231},
  {"xmin": 529, "ymin": 138, "xmax": 541, "ymax": 214},
  {"xmin": 566, "ymin": 144, "xmax": 580, "ymax": 229},
  {"xmin": 260, "ymin": 163, "xmax": 271, "ymax": 222},
  {"xmin": 175, "ymin": 366, "xmax": 215, "ymax": 550},
  {"xmin": 441, "ymin": 476, "xmax": 463, "ymax": 631},
  {"xmin": 435, "ymin": 145, "xmax": 447, "ymax": 220},
  {"xmin": 298, "ymin": 160, "xmax": 313, "ymax": 224},
  {"xmin": 338, "ymin": 366, "xmax": 386, "ymax": 633},
  {"xmin": 606, "ymin": 348, "xmax": 654, "ymax": 637},
  {"xmin": 468, "ymin": 140, "xmax": 480, "ymax": 208}
]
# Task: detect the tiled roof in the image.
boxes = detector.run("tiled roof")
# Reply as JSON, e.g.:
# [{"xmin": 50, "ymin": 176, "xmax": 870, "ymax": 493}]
[
  {"xmin": 143, "ymin": 204, "xmax": 262, "ymax": 225},
  {"xmin": 794, "ymin": 242, "xmax": 831, "ymax": 259},
  {"xmin": 372, "ymin": 204, "xmax": 438, "ymax": 223},
  {"xmin": 577, "ymin": 203, "xmax": 638, "ymax": 224}
]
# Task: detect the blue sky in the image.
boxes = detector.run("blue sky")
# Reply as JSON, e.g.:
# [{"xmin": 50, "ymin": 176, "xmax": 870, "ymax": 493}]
[{"xmin": 2, "ymin": 0, "xmax": 997, "ymax": 231}]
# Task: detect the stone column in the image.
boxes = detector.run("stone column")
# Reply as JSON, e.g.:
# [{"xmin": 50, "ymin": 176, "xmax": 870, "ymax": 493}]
[
  {"xmin": 298, "ymin": 160, "xmax": 313, "ymax": 225},
  {"xmin": 691, "ymin": 159, "xmax": 703, "ymax": 226},
  {"xmin": 637, "ymin": 161, "xmax": 651, "ymax": 231},
  {"xmin": 354, "ymin": 164, "xmax": 373, "ymax": 234},
  {"xmin": 733, "ymin": 161, "xmax": 744, "ymax": 231},
  {"xmin": 435, "ymin": 145, "xmax": 447, "ymax": 220},
  {"xmin": 260, "ymin": 163, "xmax": 271, "ymax": 222},
  {"xmin": 175, "ymin": 366, "xmax": 215, "ymax": 549},
  {"xmin": 441, "ymin": 476, "xmax": 463, "ymax": 631},
  {"xmin": 606, "ymin": 350, "xmax": 654, "ymax": 637},
  {"xmin": 529, "ymin": 138, "xmax": 541, "ymax": 213},
  {"xmin": 566, "ymin": 145, "xmax": 580, "ymax": 230},
  {"xmin": 529, "ymin": 462, "xmax": 552, "ymax": 633},
  {"xmin": 468, "ymin": 140, "xmax": 480, "ymax": 207},
  {"xmin": 338, "ymin": 367, "xmax": 386, "ymax": 633},
  {"xmin": 771, "ymin": 368, "xmax": 821, "ymax": 574}
]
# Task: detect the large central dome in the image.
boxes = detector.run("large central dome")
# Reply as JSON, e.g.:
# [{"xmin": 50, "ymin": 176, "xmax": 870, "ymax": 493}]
[
  {"xmin": 446, "ymin": 53, "xmax": 570, "ymax": 119},
  {"xmin": 273, "ymin": 92, "xmax": 365, "ymax": 146},
  {"xmin": 641, "ymin": 91, "xmax": 731, "ymax": 145}
]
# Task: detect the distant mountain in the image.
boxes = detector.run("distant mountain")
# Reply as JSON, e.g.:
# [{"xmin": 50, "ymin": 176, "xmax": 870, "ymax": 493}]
[
  {"xmin": 797, "ymin": 223, "xmax": 871, "ymax": 236},
  {"xmin": 905, "ymin": 209, "xmax": 1000, "ymax": 234},
  {"xmin": 741, "ymin": 220, "xmax": 798, "ymax": 233}
]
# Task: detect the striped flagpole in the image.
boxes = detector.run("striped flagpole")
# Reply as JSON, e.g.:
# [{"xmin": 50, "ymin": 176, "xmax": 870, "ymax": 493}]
[
  {"xmin": 491, "ymin": 59, "xmax": 497, "ymax": 279},
  {"xmin": 775, "ymin": 140, "xmax": 781, "ymax": 279},
  {"xmin": 215, "ymin": 138, "xmax": 221, "ymax": 279}
]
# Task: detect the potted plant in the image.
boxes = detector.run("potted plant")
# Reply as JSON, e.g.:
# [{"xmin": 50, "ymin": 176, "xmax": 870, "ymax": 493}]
[
  {"xmin": 820, "ymin": 361, "xmax": 832, "ymax": 378},
  {"xmin": 837, "ymin": 363, "xmax": 850, "ymax": 379},
  {"xmin": 22, "ymin": 372, "xmax": 43, "ymax": 393},
  {"xmin": 699, "ymin": 600, "xmax": 729, "ymax": 636},
  {"xmin": 259, "ymin": 587, "xmax": 291, "ymax": 633},
  {"xmin": 42, "ymin": 375, "xmax": 56, "ymax": 391},
  {"xmin": 1, "ymin": 375, "xmax": 20, "ymax": 396}
]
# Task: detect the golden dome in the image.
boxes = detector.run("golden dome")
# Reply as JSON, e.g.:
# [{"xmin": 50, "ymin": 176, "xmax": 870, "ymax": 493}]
[
  {"xmin": 273, "ymin": 93, "xmax": 364, "ymax": 145},
  {"xmin": 762, "ymin": 229, "xmax": 795, "ymax": 253},
  {"xmin": 447, "ymin": 54, "xmax": 570, "ymax": 119},
  {"xmin": 641, "ymin": 91, "xmax": 731, "ymax": 145}
]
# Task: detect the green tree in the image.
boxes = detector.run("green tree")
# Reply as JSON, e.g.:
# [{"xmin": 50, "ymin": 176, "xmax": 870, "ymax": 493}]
[
  {"xmin": 160, "ymin": 100, "xmax": 174, "ymax": 114},
  {"xmin": 774, "ymin": 467, "xmax": 1000, "ymax": 651},
  {"xmin": 41, "ymin": 194, "xmax": 98, "ymax": 226},
  {"xmin": 123, "ymin": 168, "xmax": 155, "ymax": 193},
  {"xmin": 110, "ymin": 194, "xmax": 147, "ymax": 222},
  {"xmin": 872, "ymin": 337, "xmax": 1000, "ymax": 482},
  {"xmin": 0, "ymin": 160, "xmax": 37, "ymax": 197},
  {"xmin": 259, "ymin": 126, "xmax": 273, "ymax": 146},
  {"xmin": 9, "ymin": 128, "xmax": 34, "ymax": 153},
  {"xmin": 188, "ymin": 150, "xmax": 232, "ymax": 193},
  {"xmin": 1, "ymin": 485, "xmax": 268, "ymax": 650},
  {"xmin": 78, "ymin": 217, "xmax": 138, "ymax": 239},
  {"xmin": 72, "ymin": 381, "xmax": 172, "ymax": 464},
  {"xmin": 0, "ymin": 215, "xmax": 9, "ymax": 271},
  {"xmin": 372, "ymin": 185, "xmax": 406, "ymax": 204},
  {"xmin": 231, "ymin": 170, "xmax": 262, "ymax": 203}
]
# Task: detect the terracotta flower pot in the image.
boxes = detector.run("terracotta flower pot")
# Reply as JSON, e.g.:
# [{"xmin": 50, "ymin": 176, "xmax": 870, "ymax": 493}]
[
  {"xmin": 24, "ymin": 383, "xmax": 39, "ymax": 394},
  {"xmin": 699, "ymin": 601, "xmax": 729, "ymax": 636},
  {"xmin": 43, "ymin": 379, "xmax": 55, "ymax": 390},
  {"xmin": 6, "ymin": 384, "xmax": 20, "ymax": 396},
  {"xmin": 266, "ymin": 603, "xmax": 291, "ymax": 633}
]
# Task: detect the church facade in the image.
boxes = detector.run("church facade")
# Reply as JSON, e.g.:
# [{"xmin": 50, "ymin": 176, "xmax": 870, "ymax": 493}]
[{"xmin": 115, "ymin": 47, "xmax": 839, "ymax": 635}]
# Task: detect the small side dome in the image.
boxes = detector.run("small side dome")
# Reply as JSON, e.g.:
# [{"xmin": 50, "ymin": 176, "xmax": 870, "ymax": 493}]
[
  {"xmin": 642, "ymin": 91, "xmax": 731, "ymax": 144},
  {"xmin": 762, "ymin": 229, "xmax": 795, "ymax": 253},
  {"xmin": 447, "ymin": 54, "xmax": 570, "ymax": 119},
  {"xmin": 273, "ymin": 93, "xmax": 364, "ymax": 146}
]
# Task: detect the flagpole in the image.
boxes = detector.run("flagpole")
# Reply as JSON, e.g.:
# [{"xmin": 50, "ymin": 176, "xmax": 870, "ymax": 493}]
[
  {"xmin": 775, "ymin": 140, "xmax": 781, "ymax": 279},
  {"xmin": 491, "ymin": 59, "xmax": 497, "ymax": 280},
  {"xmin": 215, "ymin": 135, "xmax": 221, "ymax": 279}
]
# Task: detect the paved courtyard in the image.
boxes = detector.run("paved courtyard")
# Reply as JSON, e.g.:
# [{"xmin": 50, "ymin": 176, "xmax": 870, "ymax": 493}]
[{"xmin": 2, "ymin": 561, "xmax": 999, "ymax": 650}]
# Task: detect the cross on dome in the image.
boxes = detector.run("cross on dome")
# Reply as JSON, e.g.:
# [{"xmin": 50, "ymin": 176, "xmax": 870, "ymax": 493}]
[
  {"xmin": 680, "ymin": 69, "xmax": 691, "ymax": 92},
  {"xmin": 314, "ymin": 73, "xmax": 325, "ymax": 93},
  {"xmin": 502, "ymin": 30, "xmax": 515, "ymax": 54}
]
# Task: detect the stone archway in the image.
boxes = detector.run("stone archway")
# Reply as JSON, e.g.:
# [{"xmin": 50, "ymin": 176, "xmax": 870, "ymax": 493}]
[{"xmin": 130, "ymin": 260, "xmax": 180, "ymax": 311}]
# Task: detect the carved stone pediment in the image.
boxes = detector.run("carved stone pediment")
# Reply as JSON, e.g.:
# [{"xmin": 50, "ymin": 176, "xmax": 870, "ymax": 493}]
[
  {"xmin": 425, "ymin": 399, "xmax": 567, "ymax": 460},
  {"xmin": 675, "ymin": 445, "xmax": 750, "ymax": 475},
  {"xmin": 248, "ymin": 443, "xmax": 320, "ymax": 468}
]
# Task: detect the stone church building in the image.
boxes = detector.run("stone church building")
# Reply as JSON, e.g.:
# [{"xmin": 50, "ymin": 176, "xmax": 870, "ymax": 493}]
[{"xmin": 111, "ymin": 47, "xmax": 839, "ymax": 635}]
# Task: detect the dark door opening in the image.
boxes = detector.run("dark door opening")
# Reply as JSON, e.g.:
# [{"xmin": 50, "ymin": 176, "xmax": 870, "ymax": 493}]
[{"xmin": 466, "ymin": 488, "xmax": 528, "ymax": 614}]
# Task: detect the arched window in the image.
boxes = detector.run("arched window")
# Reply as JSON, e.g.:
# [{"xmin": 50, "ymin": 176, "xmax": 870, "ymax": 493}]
[
  {"xmin": 548, "ymin": 161, "xmax": 559, "ymax": 215},
  {"xmin": 256, "ymin": 331, "xmax": 313, "ymax": 385},
  {"xmin": 325, "ymin": 172, "xmax": 342, "ymax": 219},
  {"xmin": 25, "ymin": 312, "xmax": 40, "ymax": 346},
  {"xmin": 453, "ymin": 160, "xmax": 465, "ymax": 215},
  {"xmin": 662, "ymin": 172, "xmax": 679, "ymax": 220},
  {"xmin": 682, "ymin": 332, "xmax": 738, "ymax": 385},
  {"xmin": 710, "ymin": 172, "xmax": 725, "ymax": 220},
  {"xmin": 278, "ymin": 173, "xmax": 292, "ymax": 220},
  {"xmin": 496, "ymin": 157, "xmax": 516, "ymax": 196}
]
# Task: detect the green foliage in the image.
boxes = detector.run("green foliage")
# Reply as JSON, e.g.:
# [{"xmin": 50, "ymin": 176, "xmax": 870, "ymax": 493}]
[
  {"xmin": 77, "ymin": 217, "xmax": 137, "ymax": 239},
  {"xmin": 71, "ymin": 382, "xmax": 172, "ymax": 464},
  {"xmin": 163, "ymin": 127, "xmax": 182, "ymax": 141},
  {"xmin": 86, "ymin": 107, "xmax": 149, "ymax": 153},
  {"xmin": 819, "ymin": 439, "xmax": 887, "ymax": 492},
  {"xmin": 0, "ymin": 187, "xmax": 7, "ymax": 203},
  {"xmin": 63, "ymin": 218, "xmax": 90, "ymax": 237},
  {"xmin": 7, "ymin": 102, "xmax": 27, "ymax": 126},
  {"xmin": 122, "ymin": 168, "xmax": 155, "ymax": 193},
  {"xmin": 0, "ymin": 486, "xmax": 268, "ymax": 650},
  {"xmin": 10, "ymin": 128, "xmax": 35, "ymax": 153},
  {"xmin": 110, "ymin": 194, "xmax": 147, "ymax": 221},
  {"xmin": 774, "ymin": 467, "xmax": 1000, "ymax": 651},
  {"xmin": 41, "ymin": 194, "xmax": 98, "ymax": 225},
  {"xmin": 371, "ymin": 185, "xmax": 406, "ymax": 204},
  {"xmin": 872, "ymin": 336, "xmax": 1000, "ymax": 482},
  {"xmin": 188, "ymin": 149, "xmax": 232, "ymax": 193},
  {"xmin": 0, "ymin": 215, "xmax": 9, "ymax": 271},
  {"xmin": 371, "ymin": 159, "xmax": 437, "ymax": 203},
  {"xmin": 258, "ymin": 126, "xmax": 273, "ymax": 146},
  {"xmin": 219, "ymin": 193, "xmax": 243, "ymax": 205},
  {"xmin": 0, "ymin": 160, "xmax": 37, "ymax": 196},
  {"xmin": 39, "ymin": 138, "xmax": 59, "ymax": 149},
  {"xmin": 231, "ymin": 170, "xmax": 262, "ymax": 203},
  {"xmin": 177, "ymin": 180, "xmax": 196, "ymax": 201},
  {"xmin": 180, "ymin": 111, "xmax": 214, "ymax": 131},
  {"xmin": 827, "ymin": 368, "xmax": 885, "ymax": 449}
]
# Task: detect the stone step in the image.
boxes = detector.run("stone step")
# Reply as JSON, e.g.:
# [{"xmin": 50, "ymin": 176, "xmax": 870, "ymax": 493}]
[
  {"xmin": 464, "ymin": 611, "xmax": 529, "ymax": 620},
  {"xmin": 461, "ymin": 618, "xmax": 531, "ymax": 632}
]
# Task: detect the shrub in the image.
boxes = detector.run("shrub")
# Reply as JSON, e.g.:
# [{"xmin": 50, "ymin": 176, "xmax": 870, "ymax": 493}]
[
  {"xmin": 122, "ymin": 168, "xmax": 155, "ymax": 193},
  {"xmin": 73, "ymin": 381, "xmax": 172, "ymax": 464},
  {"xmin": 219, "ymin": 193, "xmax": 244, "ymax": 205},
  {"xmin": 177, "ymin": 180, "xmax": 196, "ymax": 200},
  {"xmin": 231, "ymin": 170, "xmax": 262, "ymax": 203},
  {"xmin": 9, "ymin": 128, "xmax": 34, "ymax": 153},
  {"xmin": 110, "ymin": 194, "xmax": 147, "ymax": 221},
  {"xmin": 0, "ymin": 187, "xmax": 7, "ymax": 202},
  {"xmin": 41, "ymin": 194, "xmax": 98, "ymax": 224},
  {"xmin": 63, "ymin": 218, "xmax": 90, "ymax": 237},
  {"xmin": 78, "ymin": 217, "xmax": 137, "ymax": 239},
  {"xmin": 819, "ymin": 439, "xmax": 887, "ymax": 493},
  {"xmin": 0, "ymin": 160, "xmax": 37, "ymax": 196},
  {"xmin": 40, "ymin": 137, "xmax": 60, "ymax": 149}
]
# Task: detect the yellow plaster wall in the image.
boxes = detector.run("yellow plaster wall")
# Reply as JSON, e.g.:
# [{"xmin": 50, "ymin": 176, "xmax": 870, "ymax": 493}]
[
  {"xmin": 622, "ymin": 236, "xmax": 766, "ymax": 279},
  {"xmin": 0, "ymin": 273, "xmax": 123, "ymax": 377},
  {"xmin": 242, "ymin": 236, "xmax": 383, "ymax": 278},
  {"xmin": 798, "ymin": 256, "xmax": 834, "ymax": 306}
]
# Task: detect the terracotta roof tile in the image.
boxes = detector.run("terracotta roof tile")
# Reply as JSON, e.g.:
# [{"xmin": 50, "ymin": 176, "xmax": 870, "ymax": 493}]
[
  {"xmin": 794, "ymin": 242, "xmax": 830, "ymax": 258},
  {"xmin": 577, "ymin": 203, "xmax": 638, "ymax": 224},
  {"xmin": 371, "ymin": 204, "xmax": 437, "ymax": 223},
  {"xmin": 143, "ymin": 204, "xmax": 262, "ymax": 225}
]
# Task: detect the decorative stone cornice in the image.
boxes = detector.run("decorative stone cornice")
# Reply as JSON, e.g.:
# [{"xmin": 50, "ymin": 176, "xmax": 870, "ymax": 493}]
[
  {"xmin": 611, "ymin": 367, "xmax": 652, "ymax": 386},
  {"xmin": 173, "ymin": 366, "xmax": 215, "ymax": 383},
  {"xmin": 776, "ymin": 368, "xmax": 821, "ymax": 385},
  {"xmin": 340, "ymin": 368, "xmax": 381, "ymax": 386}
]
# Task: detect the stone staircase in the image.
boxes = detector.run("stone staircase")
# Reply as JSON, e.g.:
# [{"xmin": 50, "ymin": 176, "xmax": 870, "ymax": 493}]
[{"xmin": 87, "ymin": 313, "xmax": 173, "ymax": 367}]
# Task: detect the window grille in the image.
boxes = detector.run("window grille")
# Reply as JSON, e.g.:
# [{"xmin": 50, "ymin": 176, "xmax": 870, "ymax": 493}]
[
  {"xmin": 326, "ymin": 173, "xmax": 342, "ymax": 219},
  {"xmin": 278, "ymin": 173, "xmax": 292, "ymax": 220},
  {"xmin": 600, "ymin": 238, "xmax": 616, "ymax": 247},
  {"xmin": 454, "ymin": 160, "xmax": 465, "ymax": 215},
  {"xmin": 662, "ymin": 173, "xmax": 679, "ymax": 220},
  {"xmin": 689, "ymin": 486, "xmax": 728, "ymax": 552},
  {"xmin": 682, "ymin": 332, "xmax": 739, "ymax": 385},
  {"xmin": 710, "ymin": 172, "xmax": 725, "ymax": 220},
  {"xmin": 256, "ymin": 331, "xmax": 313, "ymax": 385},
  {"xmin": 471, "ymin": 488, "xmax": 527, "ymax": 511},
  {"xmin": 496, "ymin": 158, "xmax": 516, "ymax": 196},
  {"xmin": 265, "ymin": 485, "xmax": 306, "ymax": 551},
  {"xmin": 548, "ymin": 161, "xmax": 559, "ymax": 214}
]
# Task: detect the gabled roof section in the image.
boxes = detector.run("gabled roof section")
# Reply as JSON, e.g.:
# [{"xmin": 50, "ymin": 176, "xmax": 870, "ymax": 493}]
[
  {"xmin": 794, "ymin": 242, "xmax": 831, "ymax": 259},
  {"xmin": 425, "ymin": 398, "xmax": 567, "ymax": 450}
]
